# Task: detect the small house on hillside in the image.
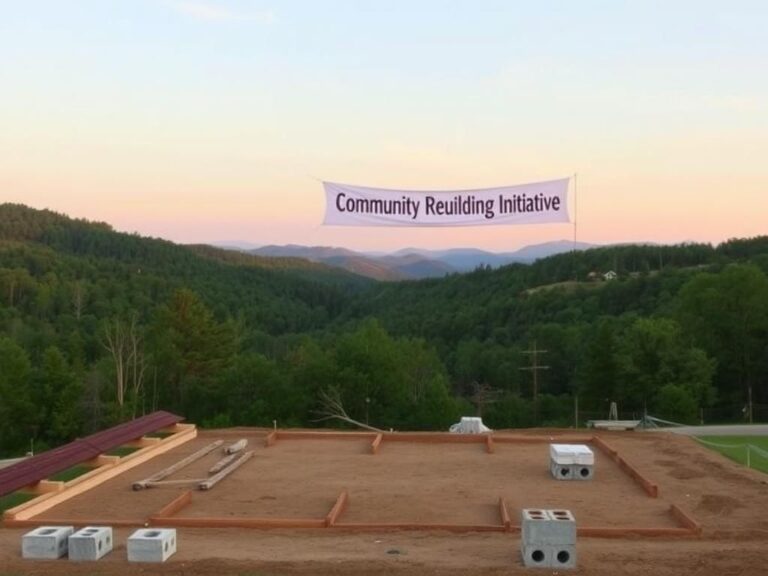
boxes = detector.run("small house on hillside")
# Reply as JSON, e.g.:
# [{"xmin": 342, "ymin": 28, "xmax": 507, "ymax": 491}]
[{"xmin": 603, "ymin": 270, "xmax": 618, "ymax": 281}]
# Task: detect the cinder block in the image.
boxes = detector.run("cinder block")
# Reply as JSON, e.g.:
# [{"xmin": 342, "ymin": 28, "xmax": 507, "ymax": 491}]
[
  {"xmin": 127, "ymin": 528, "xmax": 177, "ymax": 563},
  {"xmin": 522, "ymin": 509, "xmax": 576, "ymax": 545},
  {"xmin": 549, "ymin": 444, "xmax": 594, "ymax": 465},
  {"xmin": 550, "ymin": 544, "xmax": 577, "ymax": 569},
  {"xmin": 22, "ymin": 526, "xmax": 74, "ymax": 559},
  {"xmin": 68, "ymin": 526, "xmax": 113, "ymax": 561},
  {"xmin": 550, "ymin": 461, "xmax": 573, "ymax": 480},
  {"xmin": 521, "ymin": 543, "xmax": 577, "ymax": 569},
  {"xmin": 550, "ymin": 460, "xmax": 594, "ymax": 481},
  {"xmin": 571, "ymin": 464, "xmax": 594, "ymax": 480},
  {"xmin": 520, "ymin": 542, "xmax": 551, "ymax": 568}
]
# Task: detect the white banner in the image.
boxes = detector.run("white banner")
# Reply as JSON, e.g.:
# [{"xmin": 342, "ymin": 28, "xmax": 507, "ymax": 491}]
[{"xmin": 323, "ymin": 178, "xmax": 570, "ymax": 227}]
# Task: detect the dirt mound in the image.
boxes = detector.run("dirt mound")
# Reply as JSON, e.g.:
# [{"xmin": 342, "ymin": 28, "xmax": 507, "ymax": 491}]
[{"xmin": 696, "ymin": 494, "xmax": 745, "ymax": 516}]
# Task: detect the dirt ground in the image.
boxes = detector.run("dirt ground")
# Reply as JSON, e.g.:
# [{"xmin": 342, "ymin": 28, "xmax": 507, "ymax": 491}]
[{"xmin": 2, "ymin": 428, "xmax": 767, "ymax": 575}]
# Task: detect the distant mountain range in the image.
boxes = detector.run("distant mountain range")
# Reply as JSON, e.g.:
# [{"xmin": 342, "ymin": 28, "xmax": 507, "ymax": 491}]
[{"xmin": 219, "ymin": 240, "xmax": 596, "ymax": 281}]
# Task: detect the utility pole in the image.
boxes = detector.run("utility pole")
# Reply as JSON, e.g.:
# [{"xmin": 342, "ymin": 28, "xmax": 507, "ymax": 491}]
[{"xmin": 520, "ymin": 341, "xmax": 549, "ymax": 425}]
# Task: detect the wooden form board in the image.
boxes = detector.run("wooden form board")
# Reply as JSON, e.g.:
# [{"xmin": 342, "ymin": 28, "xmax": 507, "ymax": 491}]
[
  {"xmin": 3, "ymin": 423, "xmax": 197, "ymax": 522},
  {"xmin": 591, "ymin": 435, "xmax": 659, "ymax": 497},
  {"xmin": 144, "ymin": 486, "xmax": 700, "ymax": 539},
  {"xmin": 4, "ymin": 427, "xmax": 700, "ymax": 539}
]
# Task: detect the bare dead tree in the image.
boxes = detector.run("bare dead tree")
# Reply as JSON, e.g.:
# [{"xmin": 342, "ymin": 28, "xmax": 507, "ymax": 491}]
[
  {"xmin": 313, "ymin": 388, "xmax": 384, "ymax": 432},
  {"xmin": 101, "ymin": 314, "xmax": 146, "ymax": 413},
  {"xmin": 72, "ymin": 281, "xmax": 85, "ymax": 320},
  {"xmin": 101, "ymin": 318, "xmax": 128, "ymax": 407},
  {"xmin": 469, "ymin": 381, "xmax": 502, "ymax": 417},
  {"xmin": 127, "ymin": 315, "xmax": 147, "ymax": 418}
]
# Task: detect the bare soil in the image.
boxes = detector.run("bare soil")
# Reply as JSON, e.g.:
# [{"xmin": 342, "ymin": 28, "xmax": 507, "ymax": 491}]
[{"xmin": 2, "ymin": 428, "xmax": 767, "ymax": 575}]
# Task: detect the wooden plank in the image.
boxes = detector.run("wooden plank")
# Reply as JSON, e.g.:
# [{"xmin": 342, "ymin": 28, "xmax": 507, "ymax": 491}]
[
  {"xmin": 590, "ymin": 435, "xmax": 658, "ymax": 497},
  {"xmin": 276, "ymin": 431, "xmax": 376, "ymax": 441},
  {"xmin": 325, "ymin": 491, "xmax": 348, "ymax": 527},
  {"xmin": 145, "ymin": 479, "xmax": 205, "ymax": 488},
  {"xmin": 498, "ymin": 497, "xmax": 511, "ymax": 529},
  {"xmin": 208, "ymin": 453, "xmax": 239, "ymax": 475},
  {"xmin": 133, "ymin": 439, "xmax": 222, "ymax": 490},
  {"xmin": 5, "ymin": 517, "xmax": 146, "ymax": 528},
  {"xmin": 670, "ymin": 504, "xmax": 702, "ymax": 535},
  {"xmin": 485, "ymin": 435, "xmax": 495, "ymax": 454},
  {"xmin": 577, "ymin": 526, "xmax": 694, "ymax": 538},
  {"xmin": 199, "ymin": 451, "xmax": 254, "ymax": 491},
  {"xmin": 590, "ymin": 436, "xmax": 619, "ymax": 458},
  {"xmin": 383, "ymin": 432, "xmax": 486, "ymax": 444},
  {"xmin": 150, "ymin": 516, "xmax": 326, "ymax": 529},
  {"xmin": 494, "ymin": 435, "xmax": 594, "ymax": 444},
  {"xmin": 153, "ymin": 490, "xmax": 193, "ymax": 518},
  {"xmin": 370, "ymin": 433, "xmax": 383, "ymax": 455},
  {"xmin": 27, "ymin": 480, "xmax": 65, "ymax": 495},
  {"xmin": 224, "ymin": 439, "xmax": 248, "ymax": 454},
  {"xmin": 0, "ymin": 411, "xmax": 184, "ymax": 499},
  {"xmin": 5, "ymin": 424, "xmax": 197, "ymax": 521},
  {"xmin": 63, "ymin": 464, "xmax": 118, "ymax": 490},
  {"xmin": 332, "ymin": 522, "xmax": 506, "ymax": 533},
  {"xmin": 617, "ymin": 457, "xmax": 659, "ymax": 498}
]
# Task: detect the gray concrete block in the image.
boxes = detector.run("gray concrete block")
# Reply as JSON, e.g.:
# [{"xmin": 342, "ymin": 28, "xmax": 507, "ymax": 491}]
[
  {"xmin": 550, "ymin": 461, "xmax": 573, "ymax": 480},
  {"xmin": 520, "ymin": 542, "xmax": 551, "ymax": 568},
  {"xmin": 551, "ymin": 544, "xmax": 577, "ymax": 569},
  {"xmin": 127, "ymin": 528, "xmax": 177, "ymax": 563},
  {"xmin": 68, "ymin": 526, "xmax": 113, "ymax": 561},
  {"xmin": 522, "ymin": 509, "xmax": 576, "ymax": 545},
  {"xmin": 22, "ymin": 526, "xmax": 74, "ymax": 559},
  {"xmin": 551, "ymin": 460, "xmax": 594, "ymax": 481},
  {"xmin": 521, "ymin": 543, "xmax": 577, "ymax": 569},
  {"xmin": 571, "ymin": 464, "xmax": 594, "ymax": 480}
]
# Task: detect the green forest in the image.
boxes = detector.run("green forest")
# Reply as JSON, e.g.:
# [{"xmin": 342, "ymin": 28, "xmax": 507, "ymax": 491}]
[{"xmin": 1, "ymin": 203, "xmax": 767, "ymax": 457}]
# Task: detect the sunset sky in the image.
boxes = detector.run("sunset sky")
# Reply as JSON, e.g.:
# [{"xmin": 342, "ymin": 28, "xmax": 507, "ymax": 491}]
[{"xmin": 2, "ymin": 1, "xmax": 766, "ymax": 251}]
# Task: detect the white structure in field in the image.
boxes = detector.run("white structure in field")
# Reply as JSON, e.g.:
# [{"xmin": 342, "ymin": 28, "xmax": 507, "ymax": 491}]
[
  {"xmin": 22, "ymin": 526, "xmax": 74, "ymax": 559},
  {"xmin": 449, "ymin": 416, "xmax": 491, "ymax": 434},
  {"xmin": 549, "ymin": 444, "xmax": 594, "ymax": 480},
  {"xmin": 68, "ymin": 526, "xmax": 113, "ymax": 561},
  {"xmin": 127, "ymin": 528, "xmax": 177, "ymax": 563},
  {"xmin": 521, "ymin": 509, "xmax": 577, "ymax": 569}
]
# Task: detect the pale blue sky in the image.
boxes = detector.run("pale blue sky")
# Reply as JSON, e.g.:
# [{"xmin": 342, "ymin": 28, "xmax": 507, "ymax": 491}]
[{"xmin": 2, "ymin": 1, "xmax": 766, "ymax": 250}]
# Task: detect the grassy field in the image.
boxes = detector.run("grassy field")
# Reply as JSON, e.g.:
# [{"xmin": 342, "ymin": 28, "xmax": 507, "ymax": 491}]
[{"xmin": 697, "ymin": 436, "xmax": 768, "ymax": 474}]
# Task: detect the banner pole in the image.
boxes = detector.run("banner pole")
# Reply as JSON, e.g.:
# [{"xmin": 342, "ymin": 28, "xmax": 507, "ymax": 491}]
[
  {"xmin": 573, "ymin": 172, "xmax": 578, "ymax": 249},
  {"xmin": 573, "ymin": 172, "xmax": 578, "ymax": 281}
]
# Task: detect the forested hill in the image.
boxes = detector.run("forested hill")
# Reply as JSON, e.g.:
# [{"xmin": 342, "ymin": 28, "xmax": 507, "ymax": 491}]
[
  {"xmin": 345, "ymin": 236, "xmax": 768, "ymax": 423},
  {"xmin": 0, "ymin": 203, "xmax": 370, "ymax": 324},
  {"xmin": 1, "ymin": 202, "xmax": 767, "ymax": 458}
]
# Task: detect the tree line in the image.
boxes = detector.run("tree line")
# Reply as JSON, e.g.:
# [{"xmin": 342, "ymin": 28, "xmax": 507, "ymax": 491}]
[{"xmin": 0, "ymin": 203, "xmax": 767, "ymax": 456}]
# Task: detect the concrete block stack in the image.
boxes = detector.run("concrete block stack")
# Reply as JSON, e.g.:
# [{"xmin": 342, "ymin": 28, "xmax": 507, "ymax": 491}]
[
  {"xmin": 21, "ymin": 526, "xmax": 74, "ymax": 559},
  {"xmin": 520, "ymin": 509, "xmax": 576, "ymax": 569},
  {"xmin": 68, "ymin": 526, "xmax": 113, "ymax": 561},
  {"xmin": 549, "ymin": 444, "xmax": 594, "ymax": 480},
  {"xmin": 127, "ymin": 528, "xmax": 177, "ymax": 563}
]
